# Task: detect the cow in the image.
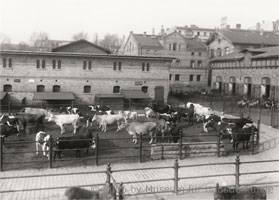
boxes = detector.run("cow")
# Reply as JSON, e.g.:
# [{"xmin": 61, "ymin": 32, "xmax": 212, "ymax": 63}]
[
  {"xmin": 144, "ymin": 107, "xmax": 156, "ymax": 118},
  {"xmin": 35, "ymin": 131, "xmax": 50, "ymax": 157},
  {"xmin": 0, "ymin": 113, "xmax": 21, "ymax": 137},
  {"xmin": 203, "ymin": 114, "xmax": 223, "ymax": 133},
  {"xmin": 65, "ymin": 183, "xmax": 116, "ymax": 200},
  {"xmin": 155, "ymin": 119, "xmax": 171, "ymax": 142},
  {"xmin": 92, "ymin": 113, "xmax": 125, "ymax": 132},
  {"xmin": 53, "ymin": 128, "xmax": 96, "ymax": 159},
  {"xmin": 118, "ymin": 121, "xmax": 157, "ymax": 144},
  {"xmin": 47, "ymin": 113, "xmax": 80, "ymax": 134},
  {"xmin": 151, "ymin": 103, "xmax": 173, "ymax": 114},
  {"xmin": 14, "ymin": 113, "xmax": 45, "ymax": 134},
  {"xmin": 59, "ymin": 106, "xmax": 79, "ymax": 114},
  {"xmin": 214, "ymin": 185, "xmax": 266, "ymax": 200},
  {"xmin": 122, "ymin": 111, "xmax": 138, "ymax": 121},
  {"xmin": 20, "ymin": 107, "xmax": 49, "ymax": 116},
  {"xmin": 88, "ymin": 105, "xmax": 112, "ymax": 114}
]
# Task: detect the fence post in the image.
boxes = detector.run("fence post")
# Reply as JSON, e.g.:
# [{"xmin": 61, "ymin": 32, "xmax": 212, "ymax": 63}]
[
  {"xmin": 217, "ymin": 133, "xmax": 220, "ymax": 157},
  {"xmin": 257, "ymin": 120, "xmax": 260, "ymax": 146},
  {"xmin": 174, "ymin": 159, "xmax": 179, "ymax": 194},
  {"xmin": 235, "ymin": 155, "xmax": 240, "ymax": 188},
  {"xmin": 271, "ymin": 106, "xmax": 274, "ymax": 127},
  {"xmin": 118, "ymin": 182, "xmax": 124, "ymax": 200},
  {"xmin": 8, "ymin": 101, "xmax": 11, "ymax": 114},
  {"xmin": 251, "ymin": 130, "xmax": 255, "ymax": 154},
  {"xmin": 49, "ymin": 135, "xmax": 53, "ymax": 168},
  {"xmin": 0, "ymin": 136, "xmax": 4, "ymax": 171},
  {"xmin": 95, "ymin": 132, "xmax": 99, "ymax": 166},
  {"xmin": 106, "ymin": 163, "xmax": 112, "ymax": 184},
  {"xmin": 139, "ymin": 133, "xmax": 143, "ymax": 163},
  {"xmin": 161, "ymin": 144, "xmax": 164, "ymax": 160},
  {"xmin": 179, "ymin": 133, "xmax": 183, "ymax": 160}
]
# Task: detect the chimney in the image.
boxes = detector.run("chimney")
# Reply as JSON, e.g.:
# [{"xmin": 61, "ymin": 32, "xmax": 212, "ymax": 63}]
[
  {"xmin": 236, "ymin": 24, "xmax": 241, "ymax": 29},
  {"xmin": 256, "ymin": 22, "xmax": 261, "ymax": 31},
  {"xmin": 160, "ymin": 25, "xmax": 165, "ymax": 35},
  {"xmin": 152, "ymin": 28, "xmax": 155, "ymax": 35}
]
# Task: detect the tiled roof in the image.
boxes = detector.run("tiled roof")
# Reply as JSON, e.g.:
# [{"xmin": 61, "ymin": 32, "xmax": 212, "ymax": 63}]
[
  {"xmin": 95, "ymin": 94, "xmax": 124, "ymax": 98},
  {"xmin": 252, "ymin": 46, "xmax": 279, "ymax": 59},
  {"xmin": 221, "ymin": 29, "xmax": 279, "ymax": 46},
  {"xmin": 121, "ymin": 90, "xmax": 151, "ymax": 99},
  {"xmin": 132, "ymin": 34, "xmax": 163, "ymax": 49},
  {"xmin": 186, "ymin": 38, "xmax": 207, "ymax": 51},
  {"xmin": 210, "ymin": 52, "xmax": 244, "ymax": 62},
  {"xmin": 33, "ymin": 92, "xmax": 75, "ymax": 100}
]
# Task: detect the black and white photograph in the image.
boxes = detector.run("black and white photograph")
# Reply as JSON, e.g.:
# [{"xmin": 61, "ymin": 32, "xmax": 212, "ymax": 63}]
[{"xmin": 0, "ymin": 0, "xmax": 279, "ymax": 199}]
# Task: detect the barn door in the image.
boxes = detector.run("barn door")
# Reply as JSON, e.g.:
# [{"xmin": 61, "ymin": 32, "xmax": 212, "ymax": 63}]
[{"xmin": 154, "ymin": 86, "xmax": 164, "ymax": 104}]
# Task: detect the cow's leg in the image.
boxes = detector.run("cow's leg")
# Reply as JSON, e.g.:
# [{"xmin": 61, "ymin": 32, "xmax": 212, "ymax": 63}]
[
  {"xmin": 35, "ymin": 142, "xmax": 40, "ymax": 155},
  {"xmin": 59, "ymin": 124, "xmax": 65, "ymax": 135}
]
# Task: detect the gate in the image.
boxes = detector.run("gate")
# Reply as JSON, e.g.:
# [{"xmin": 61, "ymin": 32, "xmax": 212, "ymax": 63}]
[{"xmin": 154, "ymin": 86, "xmax": 164, "ymax": 104}]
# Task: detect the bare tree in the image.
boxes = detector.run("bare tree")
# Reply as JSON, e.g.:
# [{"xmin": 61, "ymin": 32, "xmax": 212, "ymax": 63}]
[
  {"xmin": 29, "ymin": 32, "xmax": 49, "ymax": 48},
  {"xmin": 99, "ymin": 34, "xmax": 121, "ymax": 52},
  {"xmin": 72, "ymin": 32, "xmax": 88, "ymax": 41}
]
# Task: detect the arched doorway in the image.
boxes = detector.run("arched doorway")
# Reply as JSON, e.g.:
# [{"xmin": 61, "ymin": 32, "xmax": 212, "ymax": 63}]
[
  {"xmin": 215, "ymin": 76, "xmax": 222, "ymax": 93},
  {"xmin": 244, "ymin": 77, "xmax": 252, "ymax": 98},
  {"xmin": 229, "ymin": 76, "xmax": 236, "ymax": 95},
  {"xmin": 261, "ymin": 77, "xmax": 271, "ymax": 99}
]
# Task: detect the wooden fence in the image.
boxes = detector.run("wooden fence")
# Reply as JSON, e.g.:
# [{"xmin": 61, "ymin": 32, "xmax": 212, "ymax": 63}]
[{"xmin": 0, "ymin": 155, "xmax": 278, "ymax": 198}]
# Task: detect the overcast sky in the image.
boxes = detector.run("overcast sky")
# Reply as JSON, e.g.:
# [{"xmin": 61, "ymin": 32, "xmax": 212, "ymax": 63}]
[{"xmin": 0, "ymin": 0, "xmax": 278, "ymax": 43}]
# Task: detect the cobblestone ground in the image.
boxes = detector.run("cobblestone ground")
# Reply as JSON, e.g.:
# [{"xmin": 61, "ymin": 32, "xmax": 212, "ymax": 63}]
[{"xmin": 0, "ymin": 123, "xmax": 278, "ymax": 200}]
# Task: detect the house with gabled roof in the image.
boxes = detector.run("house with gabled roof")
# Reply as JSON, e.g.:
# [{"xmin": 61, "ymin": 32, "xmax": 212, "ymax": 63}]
[
  {"xmin": 121, "ymin": 31, "xmax": 210, "ymax": 93},
  {"xmin": 208, "ymin": 28, "xmax": 279, "ymax": 58}
]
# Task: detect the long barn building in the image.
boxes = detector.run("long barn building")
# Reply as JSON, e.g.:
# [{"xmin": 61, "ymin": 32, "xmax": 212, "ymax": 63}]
[
  {"xmin": 210, "ymin": 46, "xmax": 279, "ymax": 100},
  {"xmin": 0, "ymin": 40, "xmax": 173, "ymax": 109}
]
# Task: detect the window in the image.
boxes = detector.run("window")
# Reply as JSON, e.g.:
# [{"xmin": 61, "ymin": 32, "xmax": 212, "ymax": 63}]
[
  {"xmin": 42, "ymin": 60, "xmax": 46, "ymax": 69},
  {"xmin": 58, "ymin": 60, "xmax": 61, "ymax": 69},
  {"xmin": 198, "ymin": 52, "xmax": 202, "ymax": 56},
  {"xmin": 113, "ymin": 86, "xmax": 120, "ymax": 93},
  {"xmin": 169, "ymin": 74, "xmax": 172, "ymax": 80},
  {"xmin": 36, "ymin": 60, "xmax": 40, "ymax": 68},
  {"xmin": 2, "ymin": 58, "xmax": 7, "ymax": 68},
  {"xmin": 52, "ymin": 60, "xmax": 56, "ymax": 69},
  {"xmin": 197, "ymin": 32, "xmax": 200, "ymax": 36},
  {"xmin": 113, "ymin": 62, "xmax": 117, "ymax": 70},
  {"xmin": 196, "ymin": 75, "xmax": 201, "ymax": 82},
  {"xmin": 173, "ymin": 43, "xmax": 177, "ymax": 51},
  {"xmin": 224, "ymin": 47, "xmax": 229, "ymax": 55},
  {"xmin": 210, "ymin": 49, "xmax": 215, "ymax": 58},
  {"xmin": 190, "ymin": 60, "xmax": 195, "ymax": 68},
  {"xmin": 142, "ymin": 62, "xmax": 145, "ymax": 71},
  {"xmin": 83, "ymin": 61, "xmax": 87, "ymax": 70},
  {"xmin": 216, "ymin": 48, "xmax": 222, "ymax": 57},
  {"xmin": 37, "ymin": 85, "xmax": 45, "ymax": 92},
  {"xmin": 146, "ymin": 63, "xmax": 150, "ymax": 71},
  {"xmin": 8, "ymin": 58, "xmax": 12, "ymax": 68},
  {"xmin": 204, "ymin": 32, "xmax": 207, "ymax": 36},
  {"xmin": 191, "ymin": 52, "xmax": 195, "ymax": 56},
  {"xmin": 178, "ymin": 44, "xmax": 181, "ymax": 51},
  {"xmin": 218, "ymin": 39, "xmax": 221, "ymax": 44},
  {"xmin": 84, "ymin": 85, "xmax": 91, "ymax": 93},
  {"xmin": 3, "ymin": 84, "xmax": 12, "ymax": 92},
  {"xmin": 189, "ymin": 75, "xmax": 194, "ymax": 81},
  {"xmin": 141, "ymin": 86, "xmax": 148, "ymax": 93},
  {"xmin": 175, "ymin": 74, "xmax": 180, "ymax": 81},
  {"xmin": 53, "ymin": 85, "xmax": 60, "ymax": 92},
  {"xmin": 118, "ymin": 62, "xmax": 122, "ymax": 71},
  {"xmin": 169, "ymin": 44, "xmax": 172, "ymax": 50},
  {"xmin": 88, "ymin": 61, "xmax": 92, "ymax": 70},
  {"xmin": 197, "ymin": 60, "xmax": 202, "ymax": 67}
]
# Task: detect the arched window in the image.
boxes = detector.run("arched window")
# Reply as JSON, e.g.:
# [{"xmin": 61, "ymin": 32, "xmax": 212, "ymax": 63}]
[
  {"xmin": 113, "ymin": 86, "xmax": 120, "ymax": 93},
  {"xmin": 3, "ymin": 84, "xmax": 12, "ymax": 92},
  {"xmin": 141, "ymin": 86, "xmax": 148, "ymax": 93},
  {"xmin": 53, "ymin": 85, "xmax": 61, "ymax": 92},
  {"xmin": 84, "ymin": 85, "xmax": 91, "ymax": 93},
  {"xmin": 37, "ymin": 85, "xmax": 45, "ymax": 92},
  {"xmin": 216, "ymin": 48, "xmax": 222, "ymax": 57}
]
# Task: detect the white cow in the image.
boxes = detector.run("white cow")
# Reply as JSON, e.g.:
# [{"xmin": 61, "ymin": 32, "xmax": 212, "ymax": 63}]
[
  {"xmin": 121, "ymin": 111, "xmax": 138, "ymax": 121},
  {"xmin": 35, "ymin": 131, "xmax": 50, "ymax": 157},
  {"xmin": 118, "ymin": 121, "xmax": 157, "ymax": 144},
  {"xmin": 92, "ymin": 113, "xmax": 125, "ymax": 132},
  {"xmin": 144, "ymin": 107, "xmax": 156, "ymax": 118},
  {"xmin": 47, "ymin": 113, "xmax": 80, "ymax": 134},
  {"xmin": 186, "ymin": 102, "xmax": 213, "ymax": 118}
]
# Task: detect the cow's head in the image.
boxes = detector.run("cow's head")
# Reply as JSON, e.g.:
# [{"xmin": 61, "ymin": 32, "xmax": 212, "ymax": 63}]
[
  {"xmin": 47, "ymin": 113, "xmax": 55, "ymax": 122},
  {"xmin": 117, "ymin": 122, "xmax": 128, "ymax": 132}
]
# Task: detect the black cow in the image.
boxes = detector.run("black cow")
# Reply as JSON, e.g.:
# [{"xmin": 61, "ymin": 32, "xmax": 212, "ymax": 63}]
[
  {"xmin": 0, "ymin": 114, "xmax": 21, "ymax": 137},
  {"xmin": 53, "ymin": 127, "xmax": 96, "ymax": 159},
  {"xmin": 14, "ymin": 113, "xmax": 45, "ymax": 134},
  {"xmin": 151, "ymin": 103, "xmax": 173, "ymax": 114}
]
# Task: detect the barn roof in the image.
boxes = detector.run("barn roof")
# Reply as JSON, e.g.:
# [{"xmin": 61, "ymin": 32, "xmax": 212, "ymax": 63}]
[
  {"xmin": 132, "ymin": 34, "xmax": 163, "ymax": 49},
  {"xmin": 121, "ymin": 90, "xmax": 150, "ymax": 99},
  {"xmin": 33, "ymin": 92, "xmax": 75, "ymax": 100},
  {"xmin": 95, "ymin": 94, "xmax": 124, "ymax": 98}
]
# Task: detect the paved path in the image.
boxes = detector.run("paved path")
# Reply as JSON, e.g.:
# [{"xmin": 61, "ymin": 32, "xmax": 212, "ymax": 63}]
[{"xmin": 0, "ymin": 123, "xmax": 278, "ymax": 200}]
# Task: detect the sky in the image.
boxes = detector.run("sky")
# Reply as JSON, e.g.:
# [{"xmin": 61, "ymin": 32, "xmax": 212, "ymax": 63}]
[{"xmin": 0, "ymin": 0, "xmax": 278, "ymax": 43}]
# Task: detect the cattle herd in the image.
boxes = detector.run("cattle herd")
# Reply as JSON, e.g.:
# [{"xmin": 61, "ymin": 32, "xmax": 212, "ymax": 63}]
[{"xmin": 0, "ymin": 101, "xmax": 259, "ymax": 160}]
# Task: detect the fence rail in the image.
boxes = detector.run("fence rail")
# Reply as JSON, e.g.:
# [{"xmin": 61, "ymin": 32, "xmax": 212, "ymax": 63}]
[
  {"xmin": 1, "ymin": 155, "xmax": 278, "ymax": 199},
  {"xmin": 0, "ymin": 128, "xmax": 260, "ymax": 171}
]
